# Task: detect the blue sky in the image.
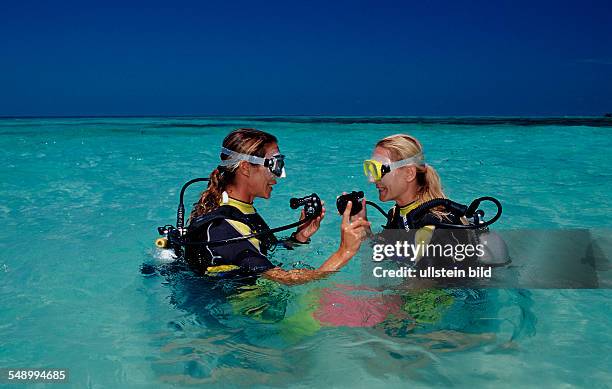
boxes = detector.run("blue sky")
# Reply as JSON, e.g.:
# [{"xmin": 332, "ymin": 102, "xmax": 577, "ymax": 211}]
[{"xmin": 1, "ymin": 0, "xmax": 611, "ymax": 116}]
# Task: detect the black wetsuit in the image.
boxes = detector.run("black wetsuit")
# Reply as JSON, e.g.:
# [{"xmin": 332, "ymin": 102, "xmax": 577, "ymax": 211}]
[
  {"xmin": 382, "ymin": 201, "xmax": 480, "ymax": 271},
  {"xmin": 184, "ymin": 200, "xmax": 277, "ymax": 277}
]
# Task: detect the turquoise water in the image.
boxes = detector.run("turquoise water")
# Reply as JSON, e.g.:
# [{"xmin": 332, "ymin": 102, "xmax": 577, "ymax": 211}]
[{"xmin": 0, "ymin": 117, "xmax": 610, "ymax": 388}]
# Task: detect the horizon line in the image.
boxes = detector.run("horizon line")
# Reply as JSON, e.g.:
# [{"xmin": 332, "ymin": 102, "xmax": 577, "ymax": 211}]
[{"xmin": 1, "ymin": 114, "xmax": 612, "ymax": 119}]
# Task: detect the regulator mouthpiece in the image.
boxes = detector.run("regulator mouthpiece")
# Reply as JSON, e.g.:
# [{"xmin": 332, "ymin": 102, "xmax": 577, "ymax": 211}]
[{"xmin": 336, "ymin": 191, "xmax": 364, "ymax": 216}]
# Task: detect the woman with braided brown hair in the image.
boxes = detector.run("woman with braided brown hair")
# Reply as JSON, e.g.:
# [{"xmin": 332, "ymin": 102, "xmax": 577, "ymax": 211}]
[{"xmin": 184, "ymin": 128, "xmax": 370, "ymax": 285}]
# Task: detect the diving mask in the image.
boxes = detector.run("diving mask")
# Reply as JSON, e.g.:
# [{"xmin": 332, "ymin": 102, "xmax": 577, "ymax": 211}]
[
  {"xmin": 219, "ymin": 147, "xmax": 286, "ymax": 178},
  {"xmin": 363, "ymin": 153, "xmax": 424, "ymax": 181}
]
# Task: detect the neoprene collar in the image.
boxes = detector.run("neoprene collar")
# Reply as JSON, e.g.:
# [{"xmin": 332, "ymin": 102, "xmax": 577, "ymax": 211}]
[
  {"xmin": 398, "ymin": 200, "xmax": 421, "ymax": 217},
  {"xmin": 224, "ymin": 197, "xmax": 256, "ymax": 214}
]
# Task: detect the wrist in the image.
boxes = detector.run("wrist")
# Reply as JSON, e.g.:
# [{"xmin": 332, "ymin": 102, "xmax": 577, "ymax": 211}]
[
  {"xmin": 336, "ymin": 246, "xmax": 355, "ymax": 261},
  {"xmin": 320, "ymin": 249, "xmax": 353, "ymax": 272},
  {"xmin": 291, "ymin": 231, "xmax": 310, "ymax": 244}
]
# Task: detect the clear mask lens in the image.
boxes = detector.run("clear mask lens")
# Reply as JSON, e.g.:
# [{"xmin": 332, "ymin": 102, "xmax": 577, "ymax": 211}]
[
  {"xmin": 219, "ymin": 147, "xmax": 287, "ymax": 178},
  {"xmin": 267, "ymin": 155, "xmax": 286, "ymax": 178}
]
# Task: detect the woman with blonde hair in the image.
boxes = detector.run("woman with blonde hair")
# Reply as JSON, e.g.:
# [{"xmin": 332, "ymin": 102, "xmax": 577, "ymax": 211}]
[
  {"xmin": 184, "ymin": 128, "xmax": 370, "ymax": 285},
  {"xmin": 361, "ymin": 133, "xmax": 453, "ymax": 230}
]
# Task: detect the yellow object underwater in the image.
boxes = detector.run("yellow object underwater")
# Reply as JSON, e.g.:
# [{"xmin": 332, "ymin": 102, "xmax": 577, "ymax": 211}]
[
  {"xmin": 155, "ymin": 237, "xmax": 168, "ymax": 248},
  {"xmin": 206, "ymin": 264, "xmax": 241, "ymax": 274}
]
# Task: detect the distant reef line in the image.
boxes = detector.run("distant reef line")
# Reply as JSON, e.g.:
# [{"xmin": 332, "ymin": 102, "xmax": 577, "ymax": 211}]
[{"xmin": 1, "ymin": 116, "xmax": 611, "ymax": 127}]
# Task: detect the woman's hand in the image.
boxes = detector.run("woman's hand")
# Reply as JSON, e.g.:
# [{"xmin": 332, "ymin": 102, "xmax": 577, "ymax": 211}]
[
  {"xmin": 265, "ymin": 201, "xmax": 372, "ymax": 282},
  {"xmin": 340, "ymin": 192, "xmax": 370, "ymax": 236},
  {"xmin": 338, "ymin": 201, "xmax": 371, "ymax": 256},
  {"xmin": 294, "ymin": 201, "xmax": 326, "ymax": 242},
  {"xmin": 353, "ymin": 197, "xmax": 372, "ymax": 236}
]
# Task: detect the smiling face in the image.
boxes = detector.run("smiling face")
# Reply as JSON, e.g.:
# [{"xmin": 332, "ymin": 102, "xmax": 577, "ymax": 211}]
[
  {"xmin": 370, "ymin": 146, "xmax": 415, "ymax": 203},
  {"xmin": 248, "ymin": 142, "xmax": 280, "ymax": 199}
]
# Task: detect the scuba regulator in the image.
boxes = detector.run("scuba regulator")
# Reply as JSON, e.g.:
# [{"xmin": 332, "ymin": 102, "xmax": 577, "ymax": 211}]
[{"xmin": 336, "ymin": 191, "xmax": 388, "ymax": 220}]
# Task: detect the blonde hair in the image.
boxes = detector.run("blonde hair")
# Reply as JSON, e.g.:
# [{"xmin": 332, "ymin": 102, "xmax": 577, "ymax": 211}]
[
  {"xmin": 190, "ymin": 128, "xmax": 277, "ymax": 219},
  {"xmin": 376, "ymin": 134, "xmax": 447, "ymax": 210}
]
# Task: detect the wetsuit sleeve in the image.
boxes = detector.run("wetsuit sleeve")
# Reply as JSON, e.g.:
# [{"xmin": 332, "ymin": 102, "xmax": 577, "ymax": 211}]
[
  {"xmin": 234, "ymin": 250, "xmax": 276, "ymax": 274},
  {"xmin": 205, "ymin": 219, "xmax": 275, "ymax": 274}
]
